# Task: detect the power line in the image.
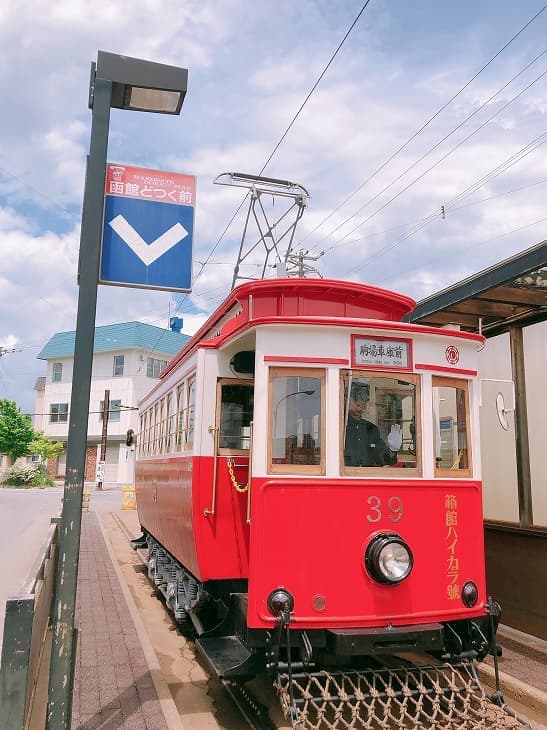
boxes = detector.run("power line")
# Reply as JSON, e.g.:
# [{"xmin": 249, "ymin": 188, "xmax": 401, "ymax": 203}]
[
  {"xmin": 321, "ymin": 70, "xmax": 547, "ymax": 257},
  {"xmin": 307, "ymin": 49, "xmax": 547, "ymax": 252},
  {"xmin": 296, "ymin": 4, "xmax": 547, "ymax": 250},
  {"xmin": 146, "ymin": 1, "xmax": 375, "ymax": 362},
  {"xmin": 337, "ymin": 129, "xmax": 547, "ymax": 276},
  {"xmin": 372, "ymin": 216, "xmax": 547, "ymax": 290}
]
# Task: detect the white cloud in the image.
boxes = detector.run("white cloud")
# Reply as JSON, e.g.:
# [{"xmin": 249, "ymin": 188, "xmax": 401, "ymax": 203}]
[{"xmin": 1, "ymin": 0, "xmax": 546, "ymax": 413}]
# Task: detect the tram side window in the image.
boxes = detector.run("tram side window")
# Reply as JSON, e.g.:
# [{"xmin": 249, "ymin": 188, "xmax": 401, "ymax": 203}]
[
  {"xmin": 269, "ymin": 368, "xmax": 324, "ymax": 473},
  {"xmin": 186, "ymin": 378, "xmax": 196, "ymax": 448},
  {"xmin": 341, "ymin": 371, "xmax": 419, "ymax": 472},
  {"xmin": 432, "ymin": 377, "xmax": 471, "ymax": 475},
  {"xmin": 175, "ymin": 383, "xmax": 186, "ymax": 451},
  {"xmin": 218, "ymin": 381, "xmax": 254, "ymax": 450}
]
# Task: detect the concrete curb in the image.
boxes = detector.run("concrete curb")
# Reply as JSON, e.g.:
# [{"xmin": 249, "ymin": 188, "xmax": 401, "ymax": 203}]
[
  {"xmin": 96, "ymin": 513, "xmax": 187, "ymax": 730},
  {"xmin": 476, "ymin": 661, "xmax": 547, "ymax": 721}
]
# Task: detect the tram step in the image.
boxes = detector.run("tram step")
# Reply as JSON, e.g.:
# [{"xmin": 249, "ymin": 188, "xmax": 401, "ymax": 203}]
[{"xmin": 195, "ymin": 635, "xmax": 255, "ymax": 679}]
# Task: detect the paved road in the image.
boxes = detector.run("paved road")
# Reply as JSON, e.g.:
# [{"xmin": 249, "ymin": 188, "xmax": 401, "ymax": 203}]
[{"xmin": 0, "ymin": 486, "xmax": 64, "ymax": 649}]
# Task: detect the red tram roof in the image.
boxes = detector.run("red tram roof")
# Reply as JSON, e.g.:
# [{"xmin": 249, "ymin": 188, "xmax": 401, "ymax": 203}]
[{"xmin": 161, "ymin": 279, "xmax": 415, "ymax": 379}]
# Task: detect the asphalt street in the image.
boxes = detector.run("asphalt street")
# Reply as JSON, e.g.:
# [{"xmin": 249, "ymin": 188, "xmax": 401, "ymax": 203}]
[
  {"xmin": 0, "ymin": 483, "xmax": 125, "ymax": 651},
  {"xmin": 0, "ymin": 486, "xmax": 63, "ymax": 648}
]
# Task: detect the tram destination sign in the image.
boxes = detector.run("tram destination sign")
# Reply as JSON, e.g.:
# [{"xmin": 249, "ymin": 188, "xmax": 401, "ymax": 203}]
[
  {"xmin": 351, "ymin": 334, "xmax": 413, "ymax": 371},
  {"xmin": 100, "ymin": 163, "xmax": 196, "ymax": 292}
]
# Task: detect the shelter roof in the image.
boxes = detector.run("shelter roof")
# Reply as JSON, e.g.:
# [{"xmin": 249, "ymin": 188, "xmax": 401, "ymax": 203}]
[{"xmin": 407, "ymin": 240, "xmax": 546, "ymax": 337}]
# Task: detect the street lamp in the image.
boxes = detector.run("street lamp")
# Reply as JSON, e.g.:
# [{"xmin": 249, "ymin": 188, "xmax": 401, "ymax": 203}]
[{"xmin": 46, "ymin": 51, "xmax": 188, "ymax": 730}]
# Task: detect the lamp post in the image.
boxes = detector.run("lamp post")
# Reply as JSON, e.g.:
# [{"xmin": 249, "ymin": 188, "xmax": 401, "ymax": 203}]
[{"xmin": 46, "ymin": 51, "xmax": 188, "ymax": 730}]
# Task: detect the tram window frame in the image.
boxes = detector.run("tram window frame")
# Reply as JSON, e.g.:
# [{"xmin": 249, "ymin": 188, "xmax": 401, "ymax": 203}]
[
  {"xmin": 186, "ymin": 377, "xmax": 197, "ymax": 449},
  {"xmin": 432, "ymin": 376, "xmax": 472, "ymax": 478},
  {"xmin": 175, "ymin": 383, "xmax": 186, "ymax": 452},
  {"xmin": 268, "ymin": 367, "xmax": 325, "ymax": 475},
  {"xmin": 216, "ymin": 378, "xmax": 254, "ymax": 453},
  {"xmin": 340, "ymin": 370, "xmax": 421, "ymax": 476}
]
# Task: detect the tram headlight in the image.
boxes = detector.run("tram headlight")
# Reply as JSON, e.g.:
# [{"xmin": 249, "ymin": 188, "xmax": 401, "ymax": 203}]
[
  {"xmin": 365, "ymin": 533, "xmax": 413, "ymax": 585},
  {"xmin": 267, "ymin": 588, "xmax": 294, "ymax": 618},
  {"xmin": 461, "ymin": 581, "xmax": 479, "ymax": 607}
]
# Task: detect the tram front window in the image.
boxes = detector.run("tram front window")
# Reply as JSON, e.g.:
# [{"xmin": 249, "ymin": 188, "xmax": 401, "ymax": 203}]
[
  {"xmin": 341, "ymin": 371, "xmax": 419, "ymax": 472},
  {"xmin": 269, "ymin": 368, "xmax": 324, "ymax": 472}
]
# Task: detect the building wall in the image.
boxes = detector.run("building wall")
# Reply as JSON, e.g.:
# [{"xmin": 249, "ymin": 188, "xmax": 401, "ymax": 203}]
[
  {"xmin": 478, "ymin": 333, "xmax": 519, "ymax": 523},
  {"xmin": 38, "ymin": 347, "xmax": 173, "ymax": 485},
  {"xmin": 524, "ymin": 321, "xmax": 547, "ymax": 527},
  {"xmin": 478, "ymin": 321, "xmax": 546, "ymax": 528}
]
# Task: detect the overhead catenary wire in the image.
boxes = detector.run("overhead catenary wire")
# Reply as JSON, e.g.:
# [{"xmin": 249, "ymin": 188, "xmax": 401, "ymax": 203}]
[
  {"xmin": 338, "ymin": 129, "xmax": 547, "ymax": 278},
  {"xmin": 306, "ymin": 49, "xmax": 547, "ymax": 253},
  {"xmin": 372, "ymin": 215, "xmax": 547, "ymax": 290},
  {"xmin": 137, "ymin": 1, "xmax": 374, "ymax": 370},
  {"xmin": 185, "ymin": 0, "xmax": 374, "ymax": 290},
  {"xmin": 319, "ymin": 69, "xmax": 547, "ymax": 261},
  {"xmin": 295, "ymin": 4, "xmax": 547, "ymax": 251}
]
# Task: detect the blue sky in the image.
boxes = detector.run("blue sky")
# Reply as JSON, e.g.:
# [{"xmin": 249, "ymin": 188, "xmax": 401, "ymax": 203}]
[{"xmin": 1, "ymin": 0, "xmax": 546, "ymax": 415}]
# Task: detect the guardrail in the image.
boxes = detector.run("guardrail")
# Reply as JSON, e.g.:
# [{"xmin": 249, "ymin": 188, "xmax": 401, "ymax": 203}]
[{"xmin": 0, "ymin": 517, "xmax": 60, "ymax": 730}]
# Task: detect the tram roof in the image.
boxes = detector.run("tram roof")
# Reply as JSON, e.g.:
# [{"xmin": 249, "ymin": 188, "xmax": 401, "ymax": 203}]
[{"xmin": 407, "ymin": 240, "xmax": 547, "ymax": 338}]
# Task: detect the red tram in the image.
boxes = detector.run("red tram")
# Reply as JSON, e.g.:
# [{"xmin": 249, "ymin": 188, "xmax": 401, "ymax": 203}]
[{"xmin": 134, "ymin": 277, "xmax": 499, "ymax": 693}]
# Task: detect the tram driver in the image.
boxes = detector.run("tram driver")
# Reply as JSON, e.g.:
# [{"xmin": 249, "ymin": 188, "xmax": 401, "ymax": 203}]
[{"xmin": 343, "ymin": 381, "xmax": 400, "ymax": 467}]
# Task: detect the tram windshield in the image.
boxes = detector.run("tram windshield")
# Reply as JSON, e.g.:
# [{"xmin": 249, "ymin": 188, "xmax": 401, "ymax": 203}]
[
  {"xmin": 269, "ymin": 367, "xmax": 324, "ymax": 472},
  {"xmin": 341, "ymin": 371, "xmax": 419, "ymax": 471}
]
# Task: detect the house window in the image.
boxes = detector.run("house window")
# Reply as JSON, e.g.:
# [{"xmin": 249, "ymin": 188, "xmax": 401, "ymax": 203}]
[
  {"xmin": 100, "ymin": 399, "xmax": 122, "ymax": 422},
  {"xmin": 52, "ymin": 362, "xmax": 62, "ymax": 382},
  {"xmin": 113, "ymin": 355, "xmax": 124, "ymax": 377},
  {"xmin": 50, "ymin": 403, "xmax": 68, "ymax": 423},
  {"xmin": 147, "ymin": 357, "xmax": 167, "ymax": 378}
]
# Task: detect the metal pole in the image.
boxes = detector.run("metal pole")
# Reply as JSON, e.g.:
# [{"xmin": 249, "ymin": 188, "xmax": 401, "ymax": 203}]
[
  {"xmin": 97, "ymin": 389, "xmax": 110, "ymax": 490},
  {"xmin": 46, "ymin": 74, "xmax": 112, "ymax": 730}
]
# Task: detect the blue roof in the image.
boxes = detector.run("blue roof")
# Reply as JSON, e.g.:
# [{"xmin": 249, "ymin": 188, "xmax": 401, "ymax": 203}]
[{"xmin": 37, "ymin": 321, "xmax": 189, "ymax": 360}]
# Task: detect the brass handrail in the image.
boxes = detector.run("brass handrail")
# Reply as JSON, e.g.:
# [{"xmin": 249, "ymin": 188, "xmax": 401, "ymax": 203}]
[
  {"xmin": 204, "ymin": 425, "xmax": 220, "ymax": 516},
  {"xmin": 246, "ymin": 422, "xmax": 254, "ymax": 524}
]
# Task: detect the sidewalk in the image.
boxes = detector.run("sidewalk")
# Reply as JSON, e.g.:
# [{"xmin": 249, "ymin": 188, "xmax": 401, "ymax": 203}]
[{"xmin": 71, "ymin": 507, "xmax": 181, "ymax": 730}]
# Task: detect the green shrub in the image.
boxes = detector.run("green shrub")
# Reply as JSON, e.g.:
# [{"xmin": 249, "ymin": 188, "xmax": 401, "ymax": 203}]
[{"xmin": 1, "ymin": 462, "xmax": 54, "ymax": 488}]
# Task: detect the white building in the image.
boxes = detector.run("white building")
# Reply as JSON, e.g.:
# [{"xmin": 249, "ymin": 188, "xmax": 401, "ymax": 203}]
[{"xmin": 36, "ymin": 320, "xmax": 188, "ymax": 484}]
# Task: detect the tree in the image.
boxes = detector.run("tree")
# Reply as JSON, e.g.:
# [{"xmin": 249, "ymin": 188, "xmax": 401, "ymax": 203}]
[
  {"xmin": 29, "ymin": 432, "xmax": 64, "ymax": 461},
  {"xmin": 0, "ymin": 398, "xmax": 35, "ymax": 462}
]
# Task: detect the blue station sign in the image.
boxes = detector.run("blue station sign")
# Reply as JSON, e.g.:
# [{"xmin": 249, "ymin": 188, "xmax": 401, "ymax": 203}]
[{"xmin": 100, "ymin": 163, "xmax": 196, "ymax": 292}]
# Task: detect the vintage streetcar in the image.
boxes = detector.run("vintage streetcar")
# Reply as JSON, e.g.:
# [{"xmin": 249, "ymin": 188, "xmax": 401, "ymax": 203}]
[{"xmin": 133, "ymin": 277, "xmax": 512, "ymax": 728}]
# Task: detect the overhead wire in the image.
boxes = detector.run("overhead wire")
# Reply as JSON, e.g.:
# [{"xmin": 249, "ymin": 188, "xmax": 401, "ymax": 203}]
[
  {"xmin": 339, "ymin": 129, "xmax": 547, "ymax": 277},
  {"xmin": 295, "ymin": 3, "xmax": 547, "ymax": 250},
  {"xmin": 185, "ymin": 0, "xmax": 374, "ymax": 293},
  {"xmin": 320, "ymin": 69, "xmax": 547, "ymax": 261},
  {"xmin": 137, "ymin": 0, "xmax": 374, "ymax": 368},
  {"xmin": 372, "ymin": 216, "xmax": 547, "ymax": 290},
  {"xmin": 307, "ymin": 48, "xmax": 547, "ymax": 253}
]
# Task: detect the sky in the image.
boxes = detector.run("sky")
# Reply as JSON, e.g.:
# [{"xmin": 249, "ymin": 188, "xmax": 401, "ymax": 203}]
[{"xmin": 1, "ymin": 0, "xmax": 546, "ymax": 416}]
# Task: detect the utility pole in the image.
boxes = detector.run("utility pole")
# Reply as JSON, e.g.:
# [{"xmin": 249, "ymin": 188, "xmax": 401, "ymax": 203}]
[
  {"xmin": 96, "ymin": 389, "xmax": 109, "ymax": 490},
  {"xmin": 286, "ymin": 249, "xmax": 324, "ymax": 278}
]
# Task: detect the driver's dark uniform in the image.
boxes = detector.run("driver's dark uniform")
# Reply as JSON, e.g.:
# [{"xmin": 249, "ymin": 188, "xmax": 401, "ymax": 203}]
[{"xmin": 344, "ymin": 417, "xmax": 392, "ymax": 466}]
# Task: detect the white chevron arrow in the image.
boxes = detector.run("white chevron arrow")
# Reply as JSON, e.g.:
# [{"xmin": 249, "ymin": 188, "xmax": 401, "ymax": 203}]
[{"xmin": 108, "ymin": 214, "xmax": 188, "ymax": 266}]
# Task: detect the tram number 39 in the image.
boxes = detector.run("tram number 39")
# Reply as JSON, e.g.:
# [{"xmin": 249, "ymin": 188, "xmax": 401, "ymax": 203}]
[{"xmin": 366, "ymin": 496, "xmax": 403, "ymax": 523}]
